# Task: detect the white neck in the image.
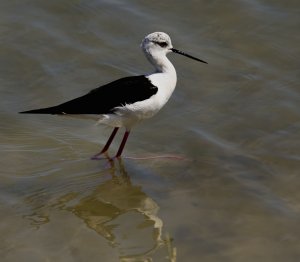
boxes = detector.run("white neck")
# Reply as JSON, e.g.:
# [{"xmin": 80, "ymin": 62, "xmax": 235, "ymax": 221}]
[
  {"xmin": 145, "ymin": 52, "xmax": 177, "ymax": 109},
  {"xmin": 153, "ymin": 54, "xmax": 176, "ymax": 74},
  {"xmin": 145, "ymin": 52, "xmax": 176, "ymax": 75}
]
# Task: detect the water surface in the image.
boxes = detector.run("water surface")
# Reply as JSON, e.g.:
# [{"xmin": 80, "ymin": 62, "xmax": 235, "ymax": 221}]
[{"xmin": 1, "ymin": 0, "xmax": 300, "ymax": 261}]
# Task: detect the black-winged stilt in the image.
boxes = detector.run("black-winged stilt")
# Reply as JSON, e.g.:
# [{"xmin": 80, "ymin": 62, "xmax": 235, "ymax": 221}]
[{"xmin": 20, "ymin": 32, "xmax": 207, "ymax": 159}]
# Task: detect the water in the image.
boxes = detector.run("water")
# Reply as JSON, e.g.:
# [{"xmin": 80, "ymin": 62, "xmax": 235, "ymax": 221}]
[{"xmin": 1, "ymin": 0, "xmax": 300, "ymax": 261}]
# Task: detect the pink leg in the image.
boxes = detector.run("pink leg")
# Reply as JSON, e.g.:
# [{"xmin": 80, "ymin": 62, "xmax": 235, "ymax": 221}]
[
  {"xmin": 92, "ymin": 127, "xmax": 119, "ymax": 159},
  {"xmin": 101, "ymin": 127, "xmax": 119, "ymax": 153},
  {"xmin": 115, "ymin": 130, "xmax": 130, "ymax": 158}
]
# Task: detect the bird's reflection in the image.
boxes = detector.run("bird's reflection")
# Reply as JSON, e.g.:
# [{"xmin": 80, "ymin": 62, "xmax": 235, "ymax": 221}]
[
  {"xmin": 67, "ymin": 160, "xmax": 163, "ymax": 258},
  {"xmin": 24, "ymin": 159, "xmax": 167, "ymax": 261}
]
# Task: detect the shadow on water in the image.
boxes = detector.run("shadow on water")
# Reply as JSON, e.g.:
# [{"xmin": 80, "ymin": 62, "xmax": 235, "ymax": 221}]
[{"xmin": 21, "ymin": 159, "xmax": 177, "ymax": 262}]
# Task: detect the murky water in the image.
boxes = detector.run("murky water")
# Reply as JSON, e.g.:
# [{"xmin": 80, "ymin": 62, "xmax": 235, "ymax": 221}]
[{"xmin": 1, "ymin": 0, "xmax": 300, "ymax": 261}]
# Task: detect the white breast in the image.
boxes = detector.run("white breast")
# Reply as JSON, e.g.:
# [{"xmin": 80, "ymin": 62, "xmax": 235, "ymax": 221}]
[{"xmin": 147, "ymin": 72, "xmax": 177, "ymax": 109}]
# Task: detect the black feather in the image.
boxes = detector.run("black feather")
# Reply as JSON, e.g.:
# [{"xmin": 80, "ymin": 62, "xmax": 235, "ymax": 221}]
[{"xmin": 19, "ymin": 75, "xmax": 158, "ymax": 115}]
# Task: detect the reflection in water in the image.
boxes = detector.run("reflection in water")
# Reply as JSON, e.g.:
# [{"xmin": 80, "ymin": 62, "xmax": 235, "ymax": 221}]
[
  {"xmin": 23, "ymin": 160, "xmax": 174, "ymax": 261},
  {"xmin": 65, "ymin": 160, "xmax": 163, "ymax": 261}
]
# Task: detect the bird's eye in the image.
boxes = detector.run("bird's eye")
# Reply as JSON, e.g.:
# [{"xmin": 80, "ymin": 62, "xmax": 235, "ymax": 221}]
[{"xmin": 154, "ymin": 41, "xmax": 168, "ymax": 48}]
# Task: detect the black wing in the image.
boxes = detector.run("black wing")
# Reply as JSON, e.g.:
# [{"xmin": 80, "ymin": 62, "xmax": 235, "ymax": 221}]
[{"xmin": 19, "ymin": 75, "xmax": 158, "ymax": 114}]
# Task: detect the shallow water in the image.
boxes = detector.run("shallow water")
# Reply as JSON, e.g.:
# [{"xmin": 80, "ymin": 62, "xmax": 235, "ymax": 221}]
[{"xmin": 1, "ymin": 0, "xmax": 300, "ymax": 261}]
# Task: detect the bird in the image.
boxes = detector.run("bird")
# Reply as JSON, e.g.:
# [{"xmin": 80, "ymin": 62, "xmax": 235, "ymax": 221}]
[{"xmin": 19, "ymin": 32, "xmax": 207, "ymax": 159}]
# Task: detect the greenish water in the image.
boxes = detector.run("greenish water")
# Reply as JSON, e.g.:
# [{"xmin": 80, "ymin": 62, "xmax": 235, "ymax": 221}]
[{"xmin": 1, "ymin": 1, "xmax": 300, "ymax": 261}]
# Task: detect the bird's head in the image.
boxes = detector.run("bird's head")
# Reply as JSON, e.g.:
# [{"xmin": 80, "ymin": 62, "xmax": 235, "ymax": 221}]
[
  {"xmin": 141, "ymin": 32, "xmax": 173, "ymax": 59},
  {"xmin": 141, "ymin": 32, "xmax": 208, "ymax": 65}
]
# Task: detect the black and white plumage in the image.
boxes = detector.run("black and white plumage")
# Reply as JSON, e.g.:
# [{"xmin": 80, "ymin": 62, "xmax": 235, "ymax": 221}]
[
  {"xmin": 20, "ymin": 32, "xmax": 207, "ymax": 159},
  {"xmin": 20, "ymin": 76, "xmax": 158, "ymax": 115}
]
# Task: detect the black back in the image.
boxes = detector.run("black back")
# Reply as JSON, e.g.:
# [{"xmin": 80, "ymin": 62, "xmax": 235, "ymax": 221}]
[{"xmin": 20, "ymin": 75, "xmax": 158, "ymax": 114}]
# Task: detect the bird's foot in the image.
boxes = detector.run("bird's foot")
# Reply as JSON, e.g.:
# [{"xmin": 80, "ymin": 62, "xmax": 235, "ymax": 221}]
[
  {"xmin": 91, "ymin": 152, "xmax": 122, "ymax": 161},
  {"xmin": 90, "ymin": 151, "xmax": 109, "ymax": 160},
  {"xmin": 91, "ymin": 153, "xmax": 188, "ymax": 161}
]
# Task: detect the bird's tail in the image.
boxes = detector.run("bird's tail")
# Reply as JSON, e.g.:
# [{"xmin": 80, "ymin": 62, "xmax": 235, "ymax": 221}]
[{"xmin": 19, "ymin": 106, "xmax": 61, "ymax": 114}]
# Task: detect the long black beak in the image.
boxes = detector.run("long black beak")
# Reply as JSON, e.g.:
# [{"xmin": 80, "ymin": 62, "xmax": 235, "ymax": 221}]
[{"xmin": 171, "ymin": 48, "xmax": 208, "ymax": 64}]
